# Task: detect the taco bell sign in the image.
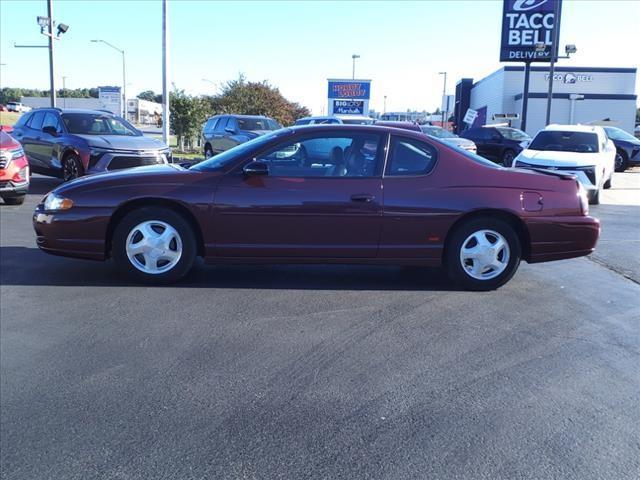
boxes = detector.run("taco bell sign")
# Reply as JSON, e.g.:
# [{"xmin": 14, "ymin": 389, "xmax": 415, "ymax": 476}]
[{"xmin": 500, "ymin": 0, "xmax": 562, "ymax": 62}]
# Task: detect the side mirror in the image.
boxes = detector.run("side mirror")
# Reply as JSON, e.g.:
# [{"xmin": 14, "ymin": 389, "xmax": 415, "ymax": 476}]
[
  {"xmin": 225, "ymin": 126, "xmax": 237, "ymax": 134},
  {"xmin": 42, "ymin": 125, "xmax": 58, "ymax": 137},
  {"xmin": 243, "ymin": 160, "xmax": 269, "ymax": 176},
  {"xmin": 0, "ymin": 125, "xmax": 13, "ymax": 133}
]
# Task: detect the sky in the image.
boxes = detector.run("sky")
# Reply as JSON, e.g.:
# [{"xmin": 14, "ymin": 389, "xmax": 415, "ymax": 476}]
[{"xmin": 1, "ymin": 0, "xmax": 638, "ymax": 115}]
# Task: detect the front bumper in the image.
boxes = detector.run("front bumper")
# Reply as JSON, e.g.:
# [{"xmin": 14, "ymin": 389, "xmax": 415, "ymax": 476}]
[
  {"xmin": 0, "ymin": 179, "xmax": 29, "ymax": 197},
  {"xmin": 86, "ymin": 149, "xmax": 171, "ymax": 174},
  {"xmin": 525, "ymin": 215, "xmax": 600, "ymax": 263},
  {"xmin": 33, "ymin": 205, "xmax": 111, "ymax": 261}
]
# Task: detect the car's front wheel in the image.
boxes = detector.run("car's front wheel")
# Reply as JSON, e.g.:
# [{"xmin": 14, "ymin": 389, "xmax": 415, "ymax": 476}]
[
  {"xmin": 501, "ymin": 149, "xmax": 516, "ymax": 167},
  {"xmin": 614, "ymin": 150, "xmax": 628, "ymax": 172},
  {"xmin": 446, "ymin": 218, "xmax": 521, "ymax": 291},
  {"xmin": 112, "ymin": 207, "xmax": 197, "ymax": 284},
  {"xmin": 62, "ymin": 154, "xmax": 84, "ymax": 182}
]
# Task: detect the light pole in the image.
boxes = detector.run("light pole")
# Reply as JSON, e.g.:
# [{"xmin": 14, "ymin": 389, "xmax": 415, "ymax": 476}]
[
  {"xmin": 62, "ymin": 75, "xmax": 68, "ymax": 108},
  {"xmin": 383, "ymin": 95, "xmax": 387, "ymax": 114},
  {"xmin": 162, "ymin": 0, "xmax": 170, "ymax": 145},
  {"xmin": 438, "ymin": 71, "xmax": 447, "ymax": 128},
  {"xmin": 352, "ymin": 54, "xmax": 360, "ymax": 80},
  {"xmin": 91, "ymin": 39, "xmax": 126, "ymax": 118}
]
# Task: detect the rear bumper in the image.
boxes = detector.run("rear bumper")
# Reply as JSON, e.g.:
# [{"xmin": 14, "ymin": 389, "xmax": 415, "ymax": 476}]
[{"xmin": 525, "ymin": 215, "xmax": 600, "ymax": 263}]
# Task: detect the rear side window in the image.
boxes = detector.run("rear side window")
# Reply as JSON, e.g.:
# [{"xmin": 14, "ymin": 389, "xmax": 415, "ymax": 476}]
[
  {"xmin": 386, "ymin": 137, "xmax": 438, "ymax": 176},
  {"xmin": 28, "ymin": 111, "xmax": 45, "ymax": 130},
  {"xmin": 529, "ymin": 131, "xmax": 599, "ymax": 153},
  {"xmin": 204, "ymin": 118, "xmax": 219, "ymax": 133}
]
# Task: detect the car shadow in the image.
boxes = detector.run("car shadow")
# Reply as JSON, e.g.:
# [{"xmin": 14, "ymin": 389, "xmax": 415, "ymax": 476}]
[
  {"xmin": 0, "ymin": 246, "xmax": 456, "ymax": 291},
  {"xmin": 27, "ymin": 176, "xmax": 63, "ymax": 195}
]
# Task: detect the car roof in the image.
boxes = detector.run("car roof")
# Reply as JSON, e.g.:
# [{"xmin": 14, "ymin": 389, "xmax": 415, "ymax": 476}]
[
  {"xmin": 544, "ymin": 124, "xmax": 603, "ymax": 134},
  {"xmin": 33, "ymin": 108, "xmax": 118, "ymax": 116}
]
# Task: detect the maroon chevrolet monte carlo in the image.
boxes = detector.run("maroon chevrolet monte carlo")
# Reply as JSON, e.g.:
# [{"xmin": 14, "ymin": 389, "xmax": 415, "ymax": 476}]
[{"xmin": 33, "ymin": 125, "xmax": 600, "ymax": 290}]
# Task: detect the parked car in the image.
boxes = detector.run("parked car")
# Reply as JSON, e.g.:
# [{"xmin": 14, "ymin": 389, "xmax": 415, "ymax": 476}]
[
  {"xmin": 294, "ymin": 116, "xmax": 343, "ymax": 126},
  {"xmin": 11, "ymin": 108, "xmax": 171, "ymax": 181},
  {"xmin": 420, "ymin": 125, "xmax": 477, "ymax": 153},
  {"xmin": 460, "ymin": 126, "xmax": 531, "ymax": 165},
  {"xmin": 202, "ymin": 115, "xmax": 281, "ymax": 158},
  {"xmin": 603, "ymin": 126, "xmax": 640, "ymax": 172},
  {"xmin": 334, "ymin": 115, "xmax": 375, "ymax": 125},
  {"xmin": 34, "ymin": 124, "xmax": 599, "ymax": 290},
  {"xmin": 512, "ymin": 125, "xmax": 615, "ymax": 205},
  {"xmin": 6, "ymin": 102, "xmax": 31, "ymax": 113},
  {"xmin": 0, "ymin": 126, "xmax": 29, "ymax": 205},
  {"xmin": 375, "ymin": 121, "xmax": 422, "ymax": 132},
  {"xmin": 0, "ymin": 104, "xmax": 8, "ymax": 112}
]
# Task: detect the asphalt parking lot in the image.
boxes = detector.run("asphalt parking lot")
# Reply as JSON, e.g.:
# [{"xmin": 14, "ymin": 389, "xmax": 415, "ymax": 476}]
[{"xmin": 1, "ymin": 170, "xmax": 639, "ymax": 480}]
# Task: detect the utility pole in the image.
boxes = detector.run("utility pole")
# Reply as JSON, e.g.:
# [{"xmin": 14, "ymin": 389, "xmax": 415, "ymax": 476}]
[
  {"xmin": 47, "ymin": 0, "xmax": 56, "ymax": 107},
  {"xmin": 545, "ymin": 0, "xmax": 561, "ymax": 125},
  {"xmin": 62, "ymin": 75, "xmax": 67, "ymax": 108},
  {"xmin": 162, "ymin": 0, "xmax": 170, "ymax": 144},
  {"xmin": 439, "ymin": 72, "xmax": 447, "ymax": 128},
  {"xmin": 383, "ymin": 95, "xmax": 387, "ymax": 114},
  {"xmin": 351, "ymin": 54, "xmax": 360, "ymax": 80}
]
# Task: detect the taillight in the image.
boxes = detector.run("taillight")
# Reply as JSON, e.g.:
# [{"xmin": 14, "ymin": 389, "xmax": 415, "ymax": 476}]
[{"xmin": 577, "ymin": 182, "xmax": 589, "ymax": 216}]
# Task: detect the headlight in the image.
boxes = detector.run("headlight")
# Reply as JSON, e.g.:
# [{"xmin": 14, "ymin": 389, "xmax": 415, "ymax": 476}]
[{"xmin": 43, "ymin": 193, "xmax": 74, "ymax": 211}]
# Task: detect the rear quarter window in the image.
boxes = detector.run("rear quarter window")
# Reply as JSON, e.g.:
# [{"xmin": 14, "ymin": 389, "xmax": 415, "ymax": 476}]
[{"xmin": 386, "ymin": 137, "xmax": 438, "ymax": 176}]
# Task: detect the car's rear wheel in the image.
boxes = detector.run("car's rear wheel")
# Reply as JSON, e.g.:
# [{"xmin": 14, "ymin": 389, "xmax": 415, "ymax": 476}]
[
  {"xmin": 2, "ymin": 196, "xmax": 25, "ymax": 205},
  {"xmin": 446, "ymin": 218, "xmax": 521, "ymax": 291},
  {"xmin": 204, "ymin": 144, "xmax": 214, "ymax": 158},
  {"xmin": 112, "ymin": 207, "xmax": 196, "ymax": 284},
  {"xmin": 62, "ymin": 154, "xmax": 83, "ymax": 182},
  {"xmin": 614, "ymin": 150, "xmax": 628, "ymax": 172},
  {"xmin": 501, "ymin": 149, "xmax": 516, "ymax": 167}
]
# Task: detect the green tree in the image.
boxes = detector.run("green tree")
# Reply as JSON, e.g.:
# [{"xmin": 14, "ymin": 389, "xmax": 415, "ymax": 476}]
[
  {"xmin": 169, "ymin": 89, "xmax": 208, "ymax": 151},
  {"xmin": 137, "ymin": 90, "xmax": 162, "ymax": 103},
  {"xmin": 211, "ymin": 75, "xmax": 310, "ymax": 126}
]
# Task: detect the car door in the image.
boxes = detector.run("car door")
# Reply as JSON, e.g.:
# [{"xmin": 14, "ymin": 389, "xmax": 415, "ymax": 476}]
[
  {"xmin": 379, "ymin": 135, "xmax": 447, "ymax": 262},
  {"xmin": 223, "ymin": 117, "xmax": 242, "ymax": 151},
  {"xmin": 39, "ymin": 112, "xmax": 62, "ymax": 170},
  {"xmin": 17, "ymin": 111, "xmax": 47, "ymax": 169},
  {"xmin": 212, "ymin": 131, "xmax": 385, "ymax": 258},
  {"xmin": 210, "ymin": 116, "xmax": 228, "ymax": 154}
]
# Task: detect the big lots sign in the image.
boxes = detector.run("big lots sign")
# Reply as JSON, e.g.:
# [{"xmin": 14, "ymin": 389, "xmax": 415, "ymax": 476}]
[{"xmin": 500, "ymin": 0, "xmax": 562, "ymax": 62}]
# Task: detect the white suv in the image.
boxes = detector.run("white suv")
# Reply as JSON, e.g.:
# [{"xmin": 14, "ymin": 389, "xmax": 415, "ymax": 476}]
[
  {"xmin": 511, "ymin": 125, "xmax": 615, "ymax": 204},
  {"xmin": 6, "ymin": 102, "xmax": 31, "ymax": 113}
]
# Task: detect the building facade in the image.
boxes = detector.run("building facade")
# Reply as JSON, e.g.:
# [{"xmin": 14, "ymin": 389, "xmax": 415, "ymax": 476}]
[{"xmin": 454, "ymin": 66, "xmax": 637, "ymax": 135}]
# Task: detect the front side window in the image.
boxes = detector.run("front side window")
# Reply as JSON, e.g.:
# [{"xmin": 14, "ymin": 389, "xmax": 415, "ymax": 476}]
[
  {"xmin": 61, "ymin": 113, "xmax": 140, "ymax": 136},
  {"xmin": 529, "ymin": 131, "xmax": 599, "ymax": 153},
  {"xmin": 42, "ymin": 112, "xmax": 62, "ymax": 133},
  {"xmin": 28, "ymin": 111, "xmax": 45, "ymax": 130},
  {"xmin": 253, "ymin": 133, "xmax": 383, "ymax": 178},
  {"xmin": 386, "ymin": 137, "xmax": 437, "ymax": 176}
]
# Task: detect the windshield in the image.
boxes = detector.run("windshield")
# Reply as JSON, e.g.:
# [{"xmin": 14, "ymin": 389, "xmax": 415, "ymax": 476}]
[
  {"xmin": 237, "ymin": 118, "xmax": 279, "ymax": 131},
  {"xmin": 496, "ymin": 127, "xmax": 530, "ymax": 141},
  {"xmin": 529, "ymin": 131, "xmax": 599, "ymax": 153},
  {"xmin": 191, "ymin": 130, "xmax": 284, "ymax": 171},
  {"xmin": 421, "ymin": 126, "xmax": 457, "ymax": 138},
  {"xmin": 604, "ymin": 127, "xmax": 638, "ymax": 142},
  {"xmin": 62, "ymin": 113, "xmax": 140, "ymax": 136}
]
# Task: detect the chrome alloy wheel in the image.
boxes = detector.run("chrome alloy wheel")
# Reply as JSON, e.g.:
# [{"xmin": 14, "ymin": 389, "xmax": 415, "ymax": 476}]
[
  {"xmin": 125, "ymin": 220, "xmax": 183, "ymax": 274},
  {"xmin": 459, "ymin": 229, "xmax": 510, "ymax": 281}
]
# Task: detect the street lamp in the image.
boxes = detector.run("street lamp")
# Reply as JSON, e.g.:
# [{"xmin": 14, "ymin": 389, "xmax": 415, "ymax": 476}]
[
  {"xmin": 438, "ymin": 71, "xmax": 447, "ymax": 128},
  {"xmin": 91, "ymin": 39, "xmax": 126, "ymax": 118},
  {"xmin": 352, "ymin": 54, "xmax": 360, "ymax": 80},
  {"xmin": 383, "ymin": 95, "xmax": 387, "ymax": 114}
]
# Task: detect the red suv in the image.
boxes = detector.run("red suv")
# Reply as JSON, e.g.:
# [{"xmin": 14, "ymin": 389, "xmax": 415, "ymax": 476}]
[{"xmin": 0, "ymin": 126, "xmax": 29, "ymax": 205}]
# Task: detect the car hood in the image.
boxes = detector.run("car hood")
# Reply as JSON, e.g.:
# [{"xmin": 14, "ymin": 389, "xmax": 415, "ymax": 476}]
[
  {"xmin": 518, "ymin": 149, "xmax": 601, "ymax": 167},
  {"xmin": 74, "ymin": 134, "xmax": 168, "ymax": 151}
]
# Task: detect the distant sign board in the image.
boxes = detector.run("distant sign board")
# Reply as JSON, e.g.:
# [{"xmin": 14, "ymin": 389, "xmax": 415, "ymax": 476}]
[
  {"xmin": 98, "ymin": 86, "xmax": 121, "ymax": 115},
  {"xmin": 327, "ymin": 80, "xmax": 371, "ymax": 100},
  {"xmin": 327, "ymin": 78, "xmax": 371, "ymax": 116},
  {"xmin": 463, "ymin": 108, "xmax": 478, "ymax": 125},
  {"xmin": 493, "ymin": 113, "xmax": 520, "ymax": 120},
  {"xmin": 333, "ymin": 100, "xmax": 364, "ymax": 115},
  {"xmin": 500, "ymin": 0, "xmax": 562, "ymax": 62}
]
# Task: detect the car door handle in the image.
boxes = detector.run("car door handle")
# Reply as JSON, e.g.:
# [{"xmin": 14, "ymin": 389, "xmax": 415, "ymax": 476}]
[{"xmin": 350, "ymin": 193, "xmax": 375, "ymax": 203}]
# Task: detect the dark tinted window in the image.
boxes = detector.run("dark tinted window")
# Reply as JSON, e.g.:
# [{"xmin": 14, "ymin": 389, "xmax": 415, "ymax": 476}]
[
  {"xmin": 255, "ymin": 133, "xmax": 382, "ymax": 177},
  {"xmin": 387, "ymin": 137, "xmax": 437, "ymax": 176},
  {"xmin": 42, "ymin": 112, "xmax": 61, "ymax": 133},
  {"xmin": 237, "ymin": 117, "xmax": 278, "ymax": 131},
  {"xmin": 214, "ymin": 117, "xmax": 228, "ymax": 132},
  {"xmin": 28, "ymin": 111, "xmax": 45, "ymax": 130},
  {"xmin": 295, "ymin": 119, "xmax": 311, "ymax": 125},
  {"xmin": 529, "ymin": 131, "xmax": 599, "ymax": 153}
]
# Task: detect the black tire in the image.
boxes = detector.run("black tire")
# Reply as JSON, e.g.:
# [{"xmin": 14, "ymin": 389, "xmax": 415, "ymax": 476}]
[
  {"xmin": 603, "ymin": 176, "xmax": 612, "ymax": 189},
  {"xmin": 445, "ymin": 217, "xmax": 522, "ymax": 291},
  {"xmin": 2, "ymin": 196, "xmax": 25, "ymax": 205},
  {"xmin": 204, "ymin": 144, "xmax": 214, "ymax": 158},
  {"xmin": 112, "ymin": 206, "xmax": 197, "ymax": 284},
  {"xmin": 589, "ymin": 189, "xmax": 600, "ymax": 205},
  {"xmin": 614, "ymin": 150, "xmax": 628, "ymax": 172},
  {"xmin": 501, "ymin": 149, "xmax": 516, "ymax": 167},
  {"xmin": 62, "ymin": 153, "xmax": 84, "ymax": 182}
]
